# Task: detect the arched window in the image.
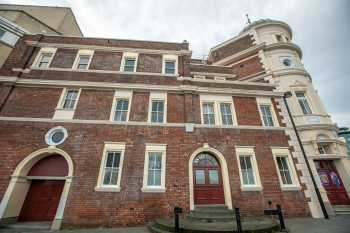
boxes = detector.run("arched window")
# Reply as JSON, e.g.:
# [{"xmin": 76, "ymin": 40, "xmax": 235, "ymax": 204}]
[{"xmin": 193, "ymin": 153, "xmax": 219, "ymax": 167}]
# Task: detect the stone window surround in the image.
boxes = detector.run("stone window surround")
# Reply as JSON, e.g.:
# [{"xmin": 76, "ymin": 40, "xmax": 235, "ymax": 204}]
[
  {"xmin": 256, "ymin": 97, "xmax": 279, "ymax": 127},
  {"xmin": 33, "ymin": 47, "xmax": 57, "ymax": 68},
  {"xmin": 199, "ymin": 94, "xmax": 237, "ymax": 126},
  {"xmin": 109, "ymin": 90, "xmax": 133, "ymax": 122},
  {"xmin": 95, "ymin": 142, "xmax": 126, "ymax": 192},
  {"xmin": 120, "ymin": 52, "xmax": 138, "ymax": 72},
  {"xmin": 162, "ymin": 54, "xmax": 178, "ymax": 75},
  {"xmin": 148, "ymin": 92, "xmax": 167, "ymax": 124},
  {"xmin": 53, "ymin": 88, "xmax": 82, "ymax": 120},
  {"xmin": 141, "ymin": 143, "xmax": 167, "ymax": 193},
  {"xmin": 271, "ymin": 147, "xmax": 301, "ymax": 191},
  {"xmin": 235, "ymin": 146, "xmax": 263, "ymax": 191},
  {"xmin": 72, "ymin": 49, "xmax": 94, "ymax": 70}
]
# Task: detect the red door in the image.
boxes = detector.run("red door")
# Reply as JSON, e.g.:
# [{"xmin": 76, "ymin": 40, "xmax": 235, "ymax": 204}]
[
  {"xmin": 19, "ymin": 180, "xmax": 65, "ymax": 221},
  {"xmin": 193, "ymin": 153, "xmax": 225, "ymax": 205},
  {"xmin": 315, "ymin": 160, "xmax": 350, "ymax": 205}
]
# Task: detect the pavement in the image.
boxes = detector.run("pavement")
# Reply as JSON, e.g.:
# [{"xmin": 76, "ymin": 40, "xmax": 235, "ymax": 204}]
[{"xmin": 1, "ymin": 215, "xmax": 350, "ymax": 233}]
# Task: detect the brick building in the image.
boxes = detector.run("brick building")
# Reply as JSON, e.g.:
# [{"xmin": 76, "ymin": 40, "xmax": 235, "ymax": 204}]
[{"xmin": 0, "ymin": 19, "xmax": 348, "ymax": 230}]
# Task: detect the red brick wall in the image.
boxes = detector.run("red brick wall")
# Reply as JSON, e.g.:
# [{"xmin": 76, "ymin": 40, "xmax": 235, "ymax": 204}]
[
  {"xmin": 167, "ymin": 93, "xmax": 185, "ymax": 123},
  {"xmin": 233, "ymin": 96, "xmax": 262, "ymax": 126},
  {"xmin": 231, "ymin": 55, "xmax": 265, "ymax": 78},
  {"xmin": 50, "ymin": 48, "xmax": 78, "ymax": 69},
  {"xmin": 129, "ymin": 92, "xmax": 149, "ymax": 121},
  {"xmin": 0, "ymin": 122, "xmax": 309, "ymax": 228},
  {"xmin": 74, "ymin": 90, "xmax": 114, "ymax": 120},
  {"xmin": 0, "ymin": 87, "xmax": 61, "ymax": 118},
  {"xmin": 136, "ymin": 54, "xmax": 162, "ymax": 73},
  {"xmin": 89, "ymin": 51, "xmax": 123, "ymax": 71}
]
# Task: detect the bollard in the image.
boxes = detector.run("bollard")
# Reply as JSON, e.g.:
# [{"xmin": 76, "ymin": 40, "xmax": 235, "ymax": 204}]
[
  {"xmin": 174, "ymin": 207, "xmax": 183, "ymax": 233},
  {"xmin": 234, "ymin": 207, "xmax": 243, "ymax": 233},
  {"xmin": 276, "ymin": 204, "xmax": 286, "ymax": 231}
]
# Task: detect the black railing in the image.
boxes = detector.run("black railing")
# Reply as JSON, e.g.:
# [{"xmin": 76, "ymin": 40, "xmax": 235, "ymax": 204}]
[
  {"xmin": 264, "ymin": 204, "xmax": 286, "ymax": 231},
  {"xmin": 234, "ymin": 207, "xmax": 243, "ymax": 233}
]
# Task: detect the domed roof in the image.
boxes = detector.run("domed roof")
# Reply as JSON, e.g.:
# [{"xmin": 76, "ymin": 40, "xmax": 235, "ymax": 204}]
[{"xmin": 240, "ymin": 19, "xmax": 292, "ymax": 37}]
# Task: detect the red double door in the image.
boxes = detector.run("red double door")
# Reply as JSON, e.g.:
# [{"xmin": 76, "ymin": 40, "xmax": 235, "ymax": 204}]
[
  {"xmin": 19, "ymin": 180, "xmax": 65, "ymax": 221},
  {"xmin": 193, "ymin": 153, "xmax": 225, "ymax": 205},
  {"xmin": 315, "ymin": 160, "xmax": 350, "ymax": 205}
]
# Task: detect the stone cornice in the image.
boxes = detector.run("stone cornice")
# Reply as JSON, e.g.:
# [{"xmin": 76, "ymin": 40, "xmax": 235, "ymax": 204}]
[
  {"xmin": 264, "ymin": 42, "xmax": 302, "ymax": 58},
  {"xmin": 0, "ymin": 76, "xmax": 284, "ymax": 97},
  {"xmin": 25, "ymin": 40, "xmax": 192, "ymax": 55}
]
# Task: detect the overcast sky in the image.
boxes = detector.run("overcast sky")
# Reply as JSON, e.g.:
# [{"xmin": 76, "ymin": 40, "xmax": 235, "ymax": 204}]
[{"xmin": 1, "ymin": 0, "xmax": 349, "ymax": 127}]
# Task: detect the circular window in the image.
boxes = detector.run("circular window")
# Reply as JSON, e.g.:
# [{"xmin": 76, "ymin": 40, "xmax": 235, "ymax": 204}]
[
  {"xmin": 282, "ymin": 58, "xmax": 292, "ymax": 67},
  {"xmin": 45, "ymin": 126, "xmax": 68, "ymax": 146}
]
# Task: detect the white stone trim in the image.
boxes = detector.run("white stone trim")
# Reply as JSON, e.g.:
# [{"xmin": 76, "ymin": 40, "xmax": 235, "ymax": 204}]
[
  {"xmin": 188, "ymin": 146, "xmax": 232, "ymax": 210},
  {"xmin": 32, "ymin": 47, "xmax": 57, "ymax": 68},
  {"xmin": 141, "ymin": 143, "xmax": 167, "ymax": 192},
  {"xmin": 148, "ymin": 92, "xmax": 167, "ymax": 123},
  {"xmin": 0, "ymin": 147, "xmax": 74, "ymax": 230},
  {"xmin": 120, "ymin": 52, "xmax": 138, "ymax": 72},
  {"xmin": 25, "ymin": 40, "xmax": 191, "ymax": 55},
  {"xmin": 271, "ymin": 147, "xmax": 301, "ymax": 190},
  {"xmin": 162, "ymin": 54, "xmax": 178, "ymax": 75},
  {"xmin": 109, "ymin": 90, "xmax": 133, "ymax": 122},
  {"xmin": 53, "ymin": 88, "xmax": 82, "ymax": 120},
  {"xmin": 95, "ymin": 142, "xmax": 126, "ymax": 192},
  {"xmin": 72, "ymin": 49, "xmax": 94, "ymax": 70},
  {"xmin": 190, "ymin": 72, "xmax": 236, "ymax": 78},
  {"xmin": 200, "ymin": 94, "xmax": 237, "ymax": 126},
  {"xmin": 256, "ymin": 97, "xmax": 279, "ymax": 127},
  {"xmin": 235, "ymin": 146, "xmax": 263, "ymax": 191}
]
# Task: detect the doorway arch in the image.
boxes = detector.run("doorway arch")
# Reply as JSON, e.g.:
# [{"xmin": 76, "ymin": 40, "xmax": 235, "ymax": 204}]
[
  {"xmin": 0, "ymin": 147, "xmax": 73, "ymax": 230},
  {"xmin": 189, "ymin": 146, "xmax": 232, "ymax": 210}
]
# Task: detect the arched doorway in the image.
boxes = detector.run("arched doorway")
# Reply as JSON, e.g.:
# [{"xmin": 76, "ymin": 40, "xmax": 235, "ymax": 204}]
[
  {"xmin": 0, "ymin": 148, "xmax": 73, "ymax": 230},
  {"xmin": 18, "ymin": 155, "xmax": 68, "ymax": 221},
  {"xmin": 193, "ymin": 153, "xmax": 225, "ymax": 205}
]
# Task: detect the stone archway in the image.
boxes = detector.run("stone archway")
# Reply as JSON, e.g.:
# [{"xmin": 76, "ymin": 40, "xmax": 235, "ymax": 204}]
[
  {"xmin": 188, "ymin": 145, "xmax": 232, "ymax": 210},
  {"xmin": 0, "ymin": 147, "xmax": 73, "ymax": 230}
]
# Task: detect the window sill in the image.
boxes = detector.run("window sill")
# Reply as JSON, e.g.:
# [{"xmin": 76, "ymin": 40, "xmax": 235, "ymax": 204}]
[
  {"xmin": 55, "ymin": 108, "xmax": 75, "ymax": 111},
  {"xmin": 280, "ymin": 186, "xmax": 301, "ymax": 191},
  {"xmin": 95, "ymin": 186, "xmax": 121, "ymax": 192},
  {"xmin": 241, "ymin": 186, "xmax": 263, "ymax": 191},
  {"xmin": 141, "ymin": 187, "xmax": 166, "ymax": 193}
]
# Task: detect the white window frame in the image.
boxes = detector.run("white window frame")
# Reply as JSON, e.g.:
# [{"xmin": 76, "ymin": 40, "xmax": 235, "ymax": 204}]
[
  {"xmin": 256, "ymin": 97, "xmax": 279, "ymax": 127},
  {"xmin": 72, "ymin": 49, "xmax": 94, "ymax": 70},
  {"xmin": 95, "ymin": 142, "xmax": 126, "ymax": 192},
  {"xmin": 109, "ymin": 90, "xmax": 132, "ymax": 122},
  {"xmin": 235, "ymin": 147, "xmax": 262, "ymax": 191},
  {"xmin": 200, "ymin": 94, "xmax": 237, "ymax": 126},
  {"xmin": 120, "ymin": 52, "xmax": 138, "ymax": 72},
  {"xmin": 142, "ymin": 143, "xmax": 167, "ymax": 193},
  {"xmin": 162, "ymin": 54, "xmax": 178, "ymax": 75},
  {"xmin": 295, "ymin": 91, "xmax": 313, "ymax": 115},
  {"xmin": 271, "ymin": 147, "xmax": 301, "ymax": 191},
  {"xmin": 56, "ymin": 88, "xmax": 82, "ymax": 110},
  {"xmin": 214, "ymin": 76, "xmax": 226, "ymax": 81},
  {"xmin": 148, "ymin": 92, "xmax": 167, "ymax": 124},
  {"xmin": 33, "ymin": 47, "xmax": 57, "ymax": 68}
]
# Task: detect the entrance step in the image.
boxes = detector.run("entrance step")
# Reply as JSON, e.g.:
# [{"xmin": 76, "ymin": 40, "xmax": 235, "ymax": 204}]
[
  {"xmin": 334, "ymin": 205, "xmax": 350, "ymax": 215},
  {"xmin": 188, "ymin": 205, "xmax": 234, "ymax": 222},
  {"xmin": 148, "ymin": 217, "xmax": 280, "ymax": 233},
  {"xmin": 0, "ymin": 221, "xmax": 51, "ymax": 232}
]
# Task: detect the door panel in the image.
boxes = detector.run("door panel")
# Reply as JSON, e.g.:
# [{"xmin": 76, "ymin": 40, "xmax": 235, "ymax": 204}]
[
  {"xmin": 193, "ymin": 153, "xmax": 225, "ymax": 205},
  {"xmin": 315, "ymin": 160, "xmax": 350, "ymax": 205},
  {"xmin": 19, "ymin": 180, "xmax": 65, "ymax": 221}
]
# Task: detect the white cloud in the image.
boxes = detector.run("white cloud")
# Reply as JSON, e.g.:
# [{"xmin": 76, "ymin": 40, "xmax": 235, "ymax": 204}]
[{"xmin": 1, "ymin": 0, "xmax": 349, "ymax": 126}]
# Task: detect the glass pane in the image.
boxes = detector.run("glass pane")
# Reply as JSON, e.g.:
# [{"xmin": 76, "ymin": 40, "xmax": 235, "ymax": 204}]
[
  {"xmin": 106, "ymin": 153, "xmax": 115, "ymax": 167},
  {"xmin": 124, "ymin": 58, "xmax": 135, "ymax": 71},
  {"xmin": 247, "ymin": 170, "xmax": 255, "ymax": 184},
  {"xmin": 220, "ymin": 103, "xmax": 233, "ymax": 125},
  {"xmin": 195, "ymin": 170, "xmax": 205, "ymax": 184},
  {"xmin": 149, "ymin": 153, "xmax": 162, "ymax": 169},
  {"xmin": 193, "ymin": 153, "xmax": 219, "ymax": 166},
  {"xmin": 209, "ymin": 170, "xmax": 219, "ymax": 184},
  {"xmin": 115, "ymin": 111, "xmax": 127, "ymax": 121},
  {"xmin": 154, "ymin": 170, "xmax": 161, "ymax": 186},
  {"xmin": 165, "ymin": 61, "xmax": 175, "ymax": 74},
  {"xmin": 110, "ymin": 168, "xmax": 119, "ymax": 185},
  {"xmin": 103, "ymin": 168, "xmax": 112, "ymax": 185},
  {"xmin": 79, "ymin": 55, "xmax": 90, "ymax": 64}
]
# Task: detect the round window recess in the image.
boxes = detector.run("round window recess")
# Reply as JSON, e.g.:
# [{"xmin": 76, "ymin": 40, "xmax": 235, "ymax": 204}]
[
  {"xmin": 45, "ymin": 126, "xmax": 68, "ymax": 146},
  {"xmin": 282, "ymin": 58, "xmax": 292, "ymax": 67}
]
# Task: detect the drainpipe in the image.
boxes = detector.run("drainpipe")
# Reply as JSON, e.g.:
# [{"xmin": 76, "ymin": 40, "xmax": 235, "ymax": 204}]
[{"xmin": 283, "ymin": 91, "xmax": 329, "ymax": 219}]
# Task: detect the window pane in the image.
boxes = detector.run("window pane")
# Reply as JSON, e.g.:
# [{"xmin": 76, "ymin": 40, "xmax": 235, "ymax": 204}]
[
  {"xmin": 220, "ymin": 103, "xmax": 233, "ymax": 125},
  {"xmin": 239, "ymin": 156, "xmax": 255, "ymax": 185},
  {"xmin": 77, "ymin": 55, "xmax": 90, "ymax": 69},
  {"xmin": 103, "ymin": 152, "xmax": 121, "ymax": 185},
  {"xmin": 203, "ymin": 103, "xmax": 215, "ymax": 124},
  {"xmin": 276, "ymin": 156, "xmax": 293, "ymax": 185},
  {"xmin": 114, "ymin": 99, "xmax": 129, "ymax": 121},
  {"xmin": 165, "ymin": 61, "xmax": 175, "ymax": 74},
  {"xmin": 151, "ymin": 100, "xmax": 164, "ymax": 123},
  {"xmin": 124, "ymin": 58, "xmax": 135, "ymax": 72},
  {"xmin": 63, "ymin": 90, "xmax": 78, "ymax": 109},
  {"xmin": 103, "ymin": 168, "xmax": 112, "ymax": 185},
  {"xmin": 149, "ymin": 153, "xmax": 162, "ymax": 169},
  {"xmin": 296, "ymin": 92, "xmax": 312, "ymax": 114},
  {"xmin": 38, "ymin": 53, "xmax": 52, "ymax": 68},
  {"xmin": 195, "ymin": 170, "xmax": 205, "ymax": 184},
  {"xmin": 209, "ymin": 170, "xmax": 219, "ymax": 184},
  {"xmin": 260, "ymin": 105, "xmax": 274, "ymax": 126}
]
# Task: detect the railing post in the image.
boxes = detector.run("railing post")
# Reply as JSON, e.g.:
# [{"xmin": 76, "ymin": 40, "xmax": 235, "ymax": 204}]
[
  {"xmin": 276, "ymin": 204, "xmax": 286, "ymax": 231},
  {"xmin": 234, "ymin": 207, "xmax": 243, "ymax": 233},
  {"xmin": 174, "ymin": 207, "xmax": 182, "ymax": 233}
]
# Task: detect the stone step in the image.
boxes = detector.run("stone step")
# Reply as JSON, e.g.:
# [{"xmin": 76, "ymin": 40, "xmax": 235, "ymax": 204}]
[
  {"xmin": 194, "ymin": 204, "xmax": 228, "ymax": 211},
  {"xmin": 150, "ymin": 217, "xmax": 280, "ymax": 233},
  {"xmin": 187, "ymin": 212, "xmax": 234, "ymax": 222},
  {"xmin": 334, "ymin": 205, "xmax": 350, "ymax": 215}
]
